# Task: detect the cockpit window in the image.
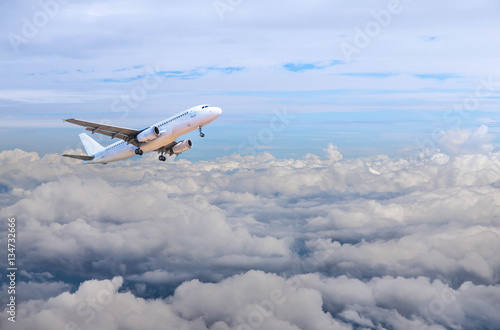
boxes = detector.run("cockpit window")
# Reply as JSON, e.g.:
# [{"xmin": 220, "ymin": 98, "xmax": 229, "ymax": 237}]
[{"xmin": 201, "ymin": 105, "xmax": 210, "ymax": 109}]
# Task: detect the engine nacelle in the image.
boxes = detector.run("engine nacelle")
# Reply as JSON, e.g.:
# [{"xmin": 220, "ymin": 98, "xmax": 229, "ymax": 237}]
[
  {"xmin": 172, "ymin": 139, "xmax": 192, "ymax": 154},
  {"xmin": 136, "ymin": 126, "xmax": 160, "ymax": 143}
]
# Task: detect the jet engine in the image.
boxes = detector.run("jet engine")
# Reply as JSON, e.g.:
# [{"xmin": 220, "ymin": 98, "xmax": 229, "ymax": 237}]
[
  {"xmin": 136, "ymin": 126, "xmax": 160, "ymax": 142},
  {"xmin": 172, "ymin": 139, "xmax": 192, "ymax": 154}
]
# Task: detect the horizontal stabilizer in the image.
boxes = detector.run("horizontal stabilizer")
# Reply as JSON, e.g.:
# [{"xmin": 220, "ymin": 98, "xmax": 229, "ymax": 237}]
[{"xmin": 62, "ymin": 154, "xmax": 95, "ymax": 161}]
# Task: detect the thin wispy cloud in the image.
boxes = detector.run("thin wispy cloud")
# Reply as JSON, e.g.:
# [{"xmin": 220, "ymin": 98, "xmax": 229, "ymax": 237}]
[
  {"xmin": 415, "ymin": 73, "xmax": 461, "ymax": 81},
  {"xmin": 2, "ymin": 0, "xmax": 498, "ymax": 119}
]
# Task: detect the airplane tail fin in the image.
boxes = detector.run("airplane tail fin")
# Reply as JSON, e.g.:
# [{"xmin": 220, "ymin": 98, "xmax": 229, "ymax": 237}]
[{"xmin": 79, "ymin": 133, "xmax": 105, "ymax": 156}]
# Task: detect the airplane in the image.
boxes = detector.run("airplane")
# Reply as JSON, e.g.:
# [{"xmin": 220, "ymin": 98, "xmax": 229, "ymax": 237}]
[{"xmin": 62, "ymin": 104, "xmax": 222, "ymax": 164}]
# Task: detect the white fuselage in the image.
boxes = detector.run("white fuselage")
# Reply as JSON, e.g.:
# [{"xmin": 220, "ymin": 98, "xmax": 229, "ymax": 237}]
[{"xmin": 84, "ymin": 105, "xmax": 222, "ymax": 164}]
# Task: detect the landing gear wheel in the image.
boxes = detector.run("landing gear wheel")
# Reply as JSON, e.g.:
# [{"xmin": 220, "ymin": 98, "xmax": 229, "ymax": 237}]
[
  {"xmin": 159, "ymin": 155, "xmax": 166, "ymax": 161},
  {"xmin": 198, "ymin": 126, "xmax": 205, "ymax": 138},
  {"xmin": 135, "ymin": 148, "xmax": 143, "ymax": 155}
]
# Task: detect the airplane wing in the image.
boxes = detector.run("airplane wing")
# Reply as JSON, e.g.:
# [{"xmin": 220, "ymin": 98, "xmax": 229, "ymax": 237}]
[
  {"xmin": 62, "ymin": 154, "xmax": 95, "ymax": 161},
  {"xmin": 64, "ymin": 118, "xmax": 141, "ymax": 146}
]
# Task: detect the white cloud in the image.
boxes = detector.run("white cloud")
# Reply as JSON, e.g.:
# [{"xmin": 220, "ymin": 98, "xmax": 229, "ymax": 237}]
[
  {"xmin": 437, "ymin": 125, "xmax": 495, "ymax": 155},
  {"xmin": 0, "ymin": 130, "xmax": 499, "ymax": 328},
  {"xmin": 0, "ymin": 272, "xmax": 351, "ymax": 330},
  {"xmin": 0, "ymin": 89, "xmax": 116, "ymax": 104},
  {"xmin": 301, "ymin": 273, "xmax": 500, "ymax": 329},
  {"xmin": 3, "ymin": 271, "xmax": 500, "ymax": 330}
]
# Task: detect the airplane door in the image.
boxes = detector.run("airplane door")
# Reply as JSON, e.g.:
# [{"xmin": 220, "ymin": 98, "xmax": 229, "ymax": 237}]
[{"xmin": 190, "ymin": 110, "xmax": 196, "ymax": 117}]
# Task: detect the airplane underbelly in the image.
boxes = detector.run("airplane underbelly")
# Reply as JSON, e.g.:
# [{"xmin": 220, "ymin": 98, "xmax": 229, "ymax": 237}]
[
  {"xmin": 91, "ymin": 145, "xmax": 135, "ymax": 163},
  {"xmin": 176, "ymin": 126, "xmax": 192, "ymax": 136},
  {"xmin": 141, "ymin": 132, "xmax": 174, "ymax": 152}
]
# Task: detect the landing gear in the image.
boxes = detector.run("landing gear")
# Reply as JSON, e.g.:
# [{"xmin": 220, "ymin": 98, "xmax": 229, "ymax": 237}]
[
  {"xmin": 198, "ymin": 126, "xmax": 205, "ymax": 138},
  {"xmin": 135, "ymin": 148, "xmax": 143, "ymax": 155},
  {"xmin": 159, "ymin": 155, "xmax": 166, "ymax": 162}
]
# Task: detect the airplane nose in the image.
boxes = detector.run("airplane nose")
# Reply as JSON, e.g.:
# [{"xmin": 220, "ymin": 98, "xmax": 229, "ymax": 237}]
[{"xmin": 211, "ymin": 107, "xmax": 222, "ymax": 116}]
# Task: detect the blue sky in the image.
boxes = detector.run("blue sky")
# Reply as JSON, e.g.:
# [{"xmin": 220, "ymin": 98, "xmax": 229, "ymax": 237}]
[
  {"xmin": 0, "ymin": 0, "xmax": 499, "ymax": 158},
  {"xmin": 2, "ymin": 110, "xmax": 499, "ymax": 161}
]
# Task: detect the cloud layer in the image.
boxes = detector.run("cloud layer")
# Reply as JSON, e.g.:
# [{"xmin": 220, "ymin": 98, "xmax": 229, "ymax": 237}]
[
  {"xmin": 2, "ymin": 271, "xmax": 500, "ymax": 330},
  {"xmin": 0, "ymin": 133, "xmax": 499, "ymax": 328}
]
